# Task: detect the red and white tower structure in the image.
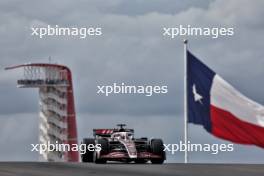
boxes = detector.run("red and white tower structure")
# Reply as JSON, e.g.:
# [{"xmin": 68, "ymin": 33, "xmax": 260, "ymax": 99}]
[{"xmin": 5, "ymin": 63, "xmax": 79, "ymax": 162}]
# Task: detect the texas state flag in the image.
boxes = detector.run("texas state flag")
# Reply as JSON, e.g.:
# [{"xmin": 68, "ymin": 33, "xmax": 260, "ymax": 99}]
[{"xmin": 187, "ymin": 51, "xmax": 264, "ymax": 148}]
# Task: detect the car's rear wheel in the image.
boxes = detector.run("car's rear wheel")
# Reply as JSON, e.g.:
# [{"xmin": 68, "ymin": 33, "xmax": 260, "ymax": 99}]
[
  {"xmin": 150, "ymin": 139, "xmax": 165, "ymax": 164},
  {"xmin": 81, "ymin": 138, "xmax": 95, "ymax": 162}
]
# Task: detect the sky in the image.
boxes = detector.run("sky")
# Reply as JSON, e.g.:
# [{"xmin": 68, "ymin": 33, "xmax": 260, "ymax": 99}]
[{"xmin": 0, "ymin": 0, "xmax": 263, "ymax": 163}]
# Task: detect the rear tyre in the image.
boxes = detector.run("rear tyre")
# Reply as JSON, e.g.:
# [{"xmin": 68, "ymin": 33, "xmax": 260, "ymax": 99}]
[
  {"xmin": 94, "ymin": 139, "xmax": 108, "ymax": 164},
  {"xmin": 81, "ymin": 138, "xmax": 95, "ymax": 163},
  {"xmin": 150, "ymin": 139, "xmax": 165, "ymax": 164}
]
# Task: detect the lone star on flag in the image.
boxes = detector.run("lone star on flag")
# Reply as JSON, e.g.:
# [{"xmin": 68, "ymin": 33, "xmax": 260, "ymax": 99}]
[{"xmin": 192, "ymin": 84, "xmax": 203, "ymax": 104}]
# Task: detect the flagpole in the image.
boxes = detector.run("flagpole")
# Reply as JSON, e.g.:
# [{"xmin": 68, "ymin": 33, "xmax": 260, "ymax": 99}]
[{"xmin": 183, "ymin": 39, "xmax": 188, "ymax": 164}]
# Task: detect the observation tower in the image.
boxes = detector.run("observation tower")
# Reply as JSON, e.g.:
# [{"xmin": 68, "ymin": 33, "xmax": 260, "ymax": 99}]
[{"xmin": 5, "ymin": 63, "xmax": 79, "ymax": 162}]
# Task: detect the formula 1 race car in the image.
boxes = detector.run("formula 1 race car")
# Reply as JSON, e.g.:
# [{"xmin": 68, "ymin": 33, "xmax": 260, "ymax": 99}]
[{"xmin": 81, "ymin": 124, "xmax": 166, "ymax": 164}]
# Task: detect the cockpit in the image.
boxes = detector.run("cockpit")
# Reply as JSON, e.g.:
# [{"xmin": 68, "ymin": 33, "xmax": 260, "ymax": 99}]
[{"xmin": 111, "ymin": 132, "xmax": 134, "ymax": 141}]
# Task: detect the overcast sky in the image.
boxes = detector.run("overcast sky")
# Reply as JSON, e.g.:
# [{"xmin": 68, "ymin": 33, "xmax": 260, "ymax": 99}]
[{"xmin": 0, "ymin": 0, "xmax": 263, "ymax": 163}]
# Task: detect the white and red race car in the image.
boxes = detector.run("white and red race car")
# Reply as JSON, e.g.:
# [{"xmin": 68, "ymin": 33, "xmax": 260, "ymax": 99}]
[{"xmin": 81, "ymin": 124, "xmax": 166, "ymax": 164}]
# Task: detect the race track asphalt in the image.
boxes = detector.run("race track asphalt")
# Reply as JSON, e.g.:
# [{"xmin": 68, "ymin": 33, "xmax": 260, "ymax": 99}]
[{"xmin": 0, "ymin": 162, "xmax": 263, "ymax": 176}]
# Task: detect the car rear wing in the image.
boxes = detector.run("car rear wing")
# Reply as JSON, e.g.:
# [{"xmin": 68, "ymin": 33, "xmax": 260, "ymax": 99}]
[{"xmin": 93, "ymin": 128, "xmax": 134, "ymax": 137}]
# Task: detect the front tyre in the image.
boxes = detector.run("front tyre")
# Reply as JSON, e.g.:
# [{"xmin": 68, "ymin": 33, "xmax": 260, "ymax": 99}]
[
  {"xmin": 150, "ymin": 139, "xmax": 165, "ymax": 164},
  {"xmin": 93, "ymin": 139, "xmax": 108, "ymax": 164},
  {"xmin": 81, "ymin": 138, "xmax": 95, "ymax": 163},
  {"xmin": 93, "ymin": 152, "xmax": 107, "ymax": 164}
]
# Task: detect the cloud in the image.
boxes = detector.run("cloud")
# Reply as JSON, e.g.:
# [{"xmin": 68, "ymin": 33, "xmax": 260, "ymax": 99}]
[
  {"xmin": 0, "ymin": 0, "xmax": 263, "ymax": 162},
  {"xmin": 1, "ymin": 0, "xmax": 263, "ymax": 115},
  {"xmin": 0, "ymin": 113, "xmax": 38, "ymax": 161}
]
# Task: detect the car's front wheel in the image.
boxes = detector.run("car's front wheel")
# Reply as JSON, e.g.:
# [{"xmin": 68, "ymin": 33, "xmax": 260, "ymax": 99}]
[
  {"xmin": 150, "ymin": 139, "xmax": 165, "ymax": 164},
  {"xmin": 81, "ymin": 138, "xmax": 95, "ymax": 163},
  {"xmin": 93, "ymin": 152, "xmax": 107, "ymax": 164},
  {"xmin": 93, "ymin": 139, "xmax": 108, "ymax": 164}
]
